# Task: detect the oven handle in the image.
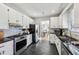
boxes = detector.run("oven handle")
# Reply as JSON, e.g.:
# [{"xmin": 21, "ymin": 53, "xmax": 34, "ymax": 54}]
[{"xmin": 20, "ymin": 37, "xmax": 24, "ymax": 39}]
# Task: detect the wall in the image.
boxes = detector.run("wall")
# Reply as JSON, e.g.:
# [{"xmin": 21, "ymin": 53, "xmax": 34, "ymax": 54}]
[{"xmin": 66, "ymin": 30, "xmax": 79, "ymax": 41}]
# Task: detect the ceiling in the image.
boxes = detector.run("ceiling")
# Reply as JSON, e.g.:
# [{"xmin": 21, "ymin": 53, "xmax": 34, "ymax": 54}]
[{"xmin": 4, "ymin": 3, "xmax": 68, "ymax": 18}]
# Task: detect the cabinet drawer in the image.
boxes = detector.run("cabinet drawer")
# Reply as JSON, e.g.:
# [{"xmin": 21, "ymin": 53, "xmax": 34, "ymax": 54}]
[
  {"xmin": 0, "ymin": 43, "xmax": 4, "ymax": 48},
  {"xmin": 0, "ymin": 46, "xmax": 5, "ymax": 55}
]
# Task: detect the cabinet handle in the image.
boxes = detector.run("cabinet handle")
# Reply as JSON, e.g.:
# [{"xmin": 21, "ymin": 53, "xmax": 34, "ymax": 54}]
[
  {"xmin": 20, "ymin": 37, "xmax": 24, "ymax": 39},
  {"xmin": 3, "ymin": 51, "xmax": 4, "ymax": 54},
  {"xmin": 0, "ymin": 51, "xmax": 5, "ymax": 55}
]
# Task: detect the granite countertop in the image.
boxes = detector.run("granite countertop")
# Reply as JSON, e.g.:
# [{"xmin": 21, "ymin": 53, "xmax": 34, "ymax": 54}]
[
  {"xmin": 58, "ymin": 35, "xmax": 77, "ymax": 42},
  {"xmin": 56, "ymin": 34, "xmax": 79, "ymax": 55},
  {"xmin": 63, "ymin": 42, "xmax": 79, "ymax": 55},
  {"xmin": 0, "ymin": 33, "xmax": 31, "ymax": 44},
  {"xmin": 0, "ymin": 37, "xmax": 13, "ymax": 44}
]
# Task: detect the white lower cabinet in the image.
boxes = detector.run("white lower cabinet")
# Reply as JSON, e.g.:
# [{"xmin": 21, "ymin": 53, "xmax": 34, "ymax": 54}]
[
  {"xmin": 54, "ymin": 35, "xmax": 61, "ymax": 55},
  {"xmin": 0, "ymin": 43, "xmax": 5, "ymax": 55},
  {"xmin": 27, "ymin": 34, "xmax": 32, "ymax": 47},
  {"xmin": 0, "ymin": 40, "xmax": 13, "ymax": 55},
  {"xmin": 49, "ymin": 34, "xmax": 62, "ymax": 54},
  {"xmin": 0, "ymin": 47, "xmax": 5, "ymax": 55},
  {"xmin": 49, "ymin": 34, "xmax": 55, "ymax": 44},
  {"xmin": 4, "ymin": 40, "xmax": 13, "ymax": 55}
]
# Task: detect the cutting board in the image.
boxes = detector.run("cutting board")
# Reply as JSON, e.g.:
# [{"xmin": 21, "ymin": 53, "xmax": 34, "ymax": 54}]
[{"xmin": 0, "ymin": 31, "xmax": 4, "ymax": 42}]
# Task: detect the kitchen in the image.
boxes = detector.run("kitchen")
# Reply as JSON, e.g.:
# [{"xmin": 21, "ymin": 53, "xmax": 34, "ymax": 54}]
[{"xmin": 0, "ymin": 3, "xmax": 79, "ymax": 55}]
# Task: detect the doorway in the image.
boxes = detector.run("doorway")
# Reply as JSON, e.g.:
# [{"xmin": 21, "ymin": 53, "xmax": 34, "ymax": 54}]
[{"xmin": 40, "ymin": 20, "xmax": 49, "ymax": 41}]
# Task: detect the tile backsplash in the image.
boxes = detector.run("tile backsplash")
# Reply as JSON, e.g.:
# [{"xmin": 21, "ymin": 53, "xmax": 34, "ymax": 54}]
[
  {"xmin": 3, "ymin": 27, "xmax": 22, "ymax": 37},
  {"xmin": 66, "ymin": 30, "xmax": 79, "ymax": 41}
]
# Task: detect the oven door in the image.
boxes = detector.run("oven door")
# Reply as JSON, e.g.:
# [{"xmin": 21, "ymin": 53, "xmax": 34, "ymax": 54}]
[{"xmin": 15, "ymin": 36, "xmax": 27, "ymax": 55}]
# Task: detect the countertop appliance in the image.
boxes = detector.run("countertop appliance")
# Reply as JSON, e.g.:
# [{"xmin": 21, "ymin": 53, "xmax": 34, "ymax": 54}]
[{"xmin": 14, "ymin": 35, "xmax": 27, "ymax": 55}]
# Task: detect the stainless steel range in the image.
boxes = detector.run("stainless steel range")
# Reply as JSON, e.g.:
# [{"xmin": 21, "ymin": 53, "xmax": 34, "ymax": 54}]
[{"xmin": 14, "ymin": 35, "xmax": 27, "ymax": 55}]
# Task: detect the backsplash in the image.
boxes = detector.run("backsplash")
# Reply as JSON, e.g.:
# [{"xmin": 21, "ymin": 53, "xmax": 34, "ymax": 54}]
[
  {"xmin": 3, "ymin": 27, "xmax": 22, "ymax": 37},
  {"xmin": 66, "ymin": 30, "xmax": 79, "ymax": 41}
]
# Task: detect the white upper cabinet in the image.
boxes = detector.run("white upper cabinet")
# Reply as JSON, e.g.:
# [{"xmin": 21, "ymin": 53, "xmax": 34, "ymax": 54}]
[
  {"xmin": 8, "ymin": 8, "xmax": 16, "ymax": 23},
  {"xmin": 15, "ymin": 11, "xmax": 23, "ymax": 26},
  {"xmin": 50, "ymin": 17, "xmax": 61, "ymax": 28},
  {"xmin": 59, "ymin": 4, "xmax": 73, "ymax": 29},
  {"xmin": 59, "ymin": 15, "xmax": 63, "ymax": 28},
  {"xmin": 22, "ymin": 15, "xmax": 30, "ymax": 28},
  {"xmin": 73, "ymin": 4, "xmax": 79, "ymax": 27},
  {"xmin": 62, "ymin": 12, "xmax": 68, "ymax": 28},
  {"xmin": 0, "ymin": 4, "xmax": 9, "ymax": 29},
  {"xmin": 29, "ymin": 18, "xmax": 34, "ymax": 24},
  {"xmin": 27, "ymin": 17, "xmax": 34, "ymax": 24},
  {"xmin": 8, "ymin": 8, "xmax": 23, "ymax": 26},
  {"xmin": 23, "ymin": 15, "xmax": 34, "ymax": 28}
]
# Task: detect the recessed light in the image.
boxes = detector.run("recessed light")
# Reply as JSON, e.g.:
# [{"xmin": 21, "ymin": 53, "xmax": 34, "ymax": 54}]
[{"xmin": 51, "ymin": 10, "xmax": 55, "ymax": 13}]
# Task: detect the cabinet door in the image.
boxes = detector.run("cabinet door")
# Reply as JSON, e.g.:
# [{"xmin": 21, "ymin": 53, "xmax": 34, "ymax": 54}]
[
  {"xmin": 27, "ymin": 35, "xmax": 30, "ymax": 46},
  {"xmin": 54, "ymin": 35, "xmax": 61, "ymax": 55},
  {"xmin": 59, "ymin": 15, "xmax": 63, "ymax": 28},
  {"xmin": 0, "ymin": 47, "xmax": 5, "ymax": 55},
  {"xmin": 62, "ymin": 12, "xmax": 68, "ymax": 28},
  {"xmin": 73, "ymin": 3, "xmax": 79, "ymax": 27},
  {"xmin": 15, "ymin": 12, "xmax": 23, "ymax": 26},
  {"xmin": 49, "ymin": 34, "xmax": 55, "ymax": 44},
  {"xmin": 0, "ymin": 43, "xmax": 5, "ymax": 55},
  {"xmin": 8, "ymin": 8, "xmax": 16, "ymax": 23},
  {"xmin": 29, "ymin": 34, "xmax": 32, "ymax": 44},
  {"xmin": 23, "ymin": 16, "xmax": 32, "ymax": 28},
  {"xmin": 50, "ymin": 17, "xmax": 56, "ymax": 28},
  {"xmin": 23, "ymin": 15, "xmax": 28, "ymax": 27},
  {"xmin": 0, "ymin": 4, "xmax": 9, "ymax": 29},
  {"xmin": 4, "ymin": 40, "xmax": 13, "ymax": 55},
  {"xmin": 50, "ymin": 17, "xmax": 60, "ymax": 28},
  {"xmin": 9, "ymin": 8, "xmax": 23, "ymax": 26},
  {"xmin": 27, "ymin": 35, "xmax": 32, "ymax": 46},
  {"xmin": 30, "ymin": 19, "xmax": 34, "ymax": 24}
]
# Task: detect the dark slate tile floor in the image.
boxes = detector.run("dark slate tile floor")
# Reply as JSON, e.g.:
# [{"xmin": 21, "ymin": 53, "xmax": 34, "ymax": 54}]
[{"xmin": 20, "ymin": 40, "xmax": 59, "ymax": 55}]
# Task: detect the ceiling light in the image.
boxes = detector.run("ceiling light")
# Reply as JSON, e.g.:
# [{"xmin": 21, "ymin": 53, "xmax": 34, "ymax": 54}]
[{"xmin": 51, "ymin": 10, "xmax": 55, "ymax": 13}]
